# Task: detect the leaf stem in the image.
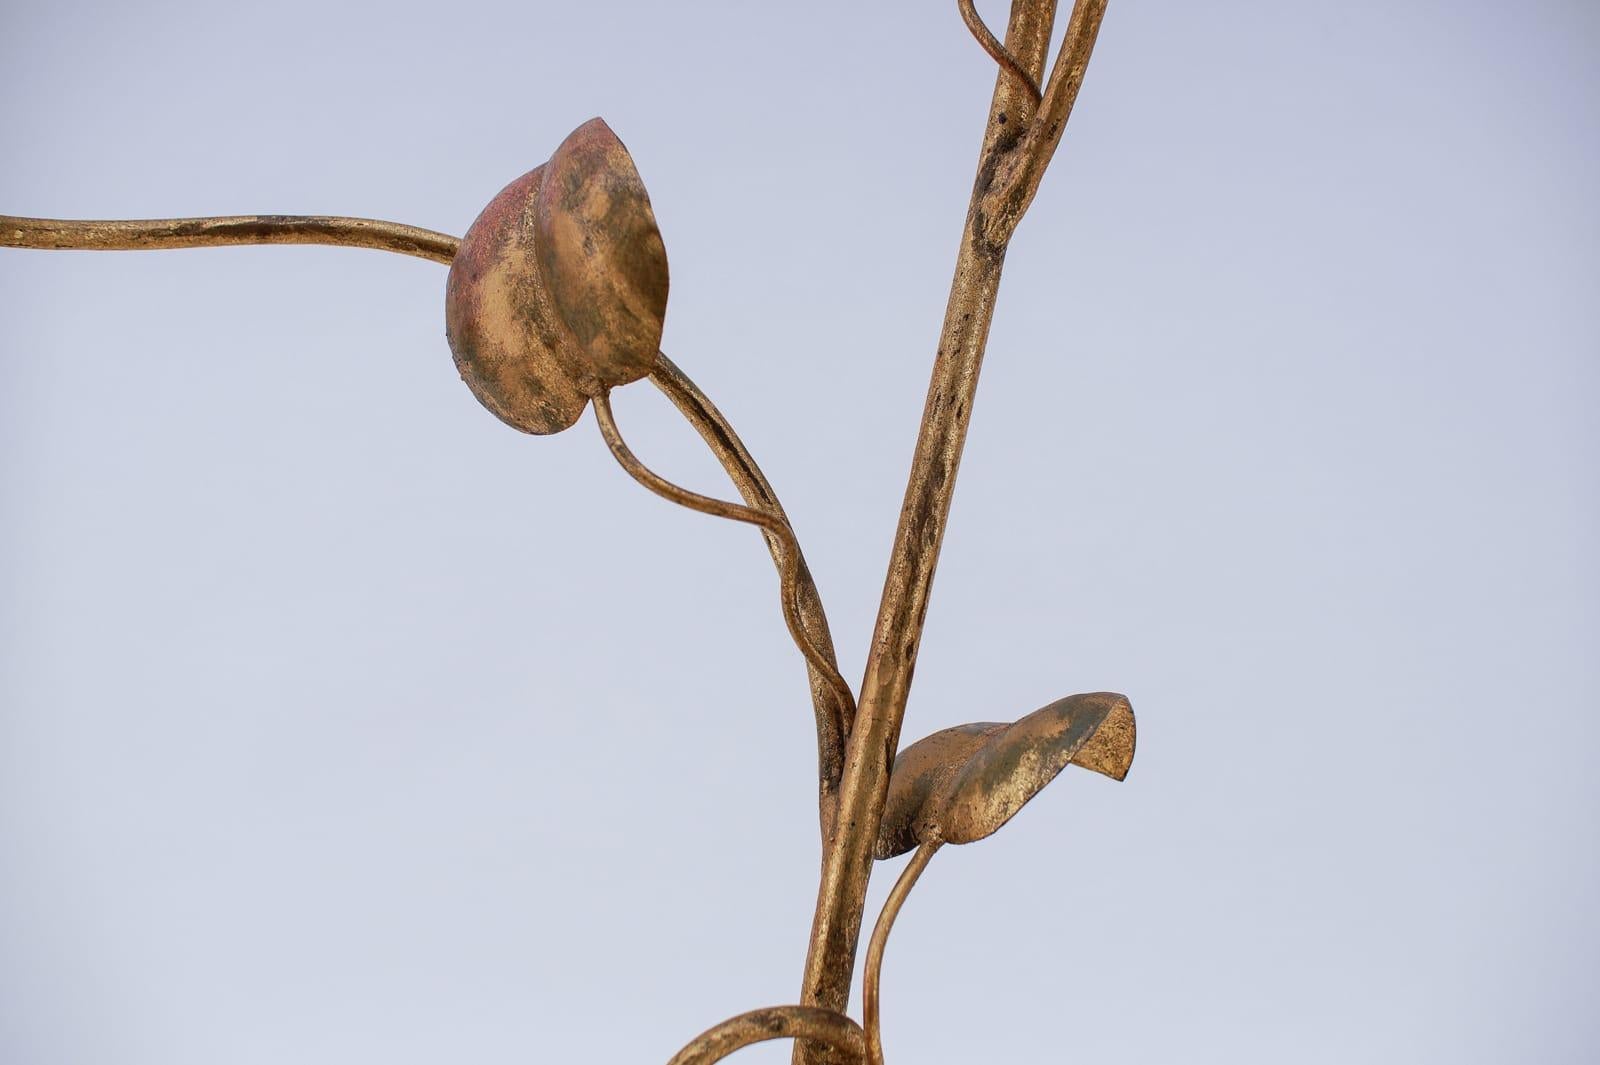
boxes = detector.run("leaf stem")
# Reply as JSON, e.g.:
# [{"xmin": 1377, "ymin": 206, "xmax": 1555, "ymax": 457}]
[
  {"xmin": 592, "ymin": 390, "xmax": 856, "ymax": 718},
  {"xmin": 862, "ymin": 841, "xmax": 940, "ymax": 1065},
  {"xmin": 651, "ymin": 355, "xmax": 855, "ymax": 831}
]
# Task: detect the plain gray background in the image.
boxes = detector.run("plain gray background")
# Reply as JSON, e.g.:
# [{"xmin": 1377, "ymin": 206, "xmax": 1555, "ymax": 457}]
[{"xmin": 2, "ymin": 1, "xmax": 1595, "ymax": 1062}]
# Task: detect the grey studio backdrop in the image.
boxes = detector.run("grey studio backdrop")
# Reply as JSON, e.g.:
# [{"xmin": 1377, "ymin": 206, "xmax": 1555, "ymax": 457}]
[{"xmin": 1, "ymin": 2, "xmax": 1595, "ymax": 1063}]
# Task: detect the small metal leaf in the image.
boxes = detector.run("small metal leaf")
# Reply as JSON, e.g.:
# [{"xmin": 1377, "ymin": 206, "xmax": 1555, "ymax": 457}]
[
  {"xmin": 874, "ymin": 692, "xmax": 1135, "ymax": 859},
  {"xmin": 444, "ymin": 119, "xmax": 667, "ymax": 434}
]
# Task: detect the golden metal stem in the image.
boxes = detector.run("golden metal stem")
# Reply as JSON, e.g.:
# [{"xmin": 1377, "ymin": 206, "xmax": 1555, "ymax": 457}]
[
  {"xmin": 666, "ymin": 1006, "xmax": 865, "ymax": 1065},
  {"xmin": 794, "ymin": 5, "xmax": 1107, "ymax": 1061},
  {"xmin": 862, "ymin": 841, "xmax": 940, "ymax": 1065},
  {"xmin": 591, "ymin": 390, "xmax": 855, "ymax": 715},
  {"xmin": 0, "ymin": 214, "xmax": 459, "ymax": 265},
  {"xmin": 651, "ymin": 355, "xmax": 854, "ymax": 831}
]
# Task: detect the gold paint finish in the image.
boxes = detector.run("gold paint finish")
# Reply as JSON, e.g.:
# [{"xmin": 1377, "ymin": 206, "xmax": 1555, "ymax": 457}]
[
  {"xmin": 2, "ymin": 3, "xmax": 1132, "ymax": 1061},
  {"xmin": 859, "ymin": 697, "xmax": 1132, "ymax": 1062},
  {"xmin": 650, "ymin": 356, "xmax": 854, "ymax": 832},
  {"xmin": 1071, "ymin": 694, "xmax": 1139, "ymax": 781},
  {"xmin": 537, "ymin": 119, "xmax": 668, "ymax": 388},
  {"xmin": 445, "ymin": 118, "xmax": 668, "ymax": 434},
  {"xmin": 794, "ymin": 7, "xmax": 1111, "ymax": 1058},
  {"xmin": 982, "ymin": 0, "xmax": 1110, "ymax": 246},
  {"xmin": 875, "ymin": 692, "xmax": 1135, "ymax": 859},
  {"xmin": 874, "ymin": 725, "xmax": 998, "ymax": 859},
  {"xmin": 665, "ymin": 1006, "xmax": 865, "ymax": 1065},
  {"xmin": 958, "ymin": 0, "xmax": 1043, "ymax": 105},
  {"xmin": 447, "ymin": 165, "xmax": 590, "ymax": 434},
  {"xmin": 592, "ymin": 389, "xmax": 854, "ymax": 715},
  {"xmin": 861, "ymin": 841, "xmax": 940, "ymax": 1065},
  {"xmin": 0, "ymin": 213, "xmax": 458, "ymax": 263},
  {"xmin": 859, "ymin": 694, "xmax": 1132, "ymax": 1062}
]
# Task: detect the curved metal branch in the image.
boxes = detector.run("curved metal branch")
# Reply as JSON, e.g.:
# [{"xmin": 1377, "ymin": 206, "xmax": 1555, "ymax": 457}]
[
  {"xmin": 651, "ymin": 355, "xmax": 854, "ymax": 832},
  {"xmin": 862, "ymin": 842, "xmax": 940, "ymax": 1065},
  {"xmin": 2, "ymin": 212, "xmax": 857, "ymax": 829},
  {"xmin": 592, "ymin": 390, "xmax": 856, "ymax": 718},
  {"xmin": 958, "ymin": 0, "xmax": 1043, "ymax": 106},
  {"xmin": 667, "ymin": 1006, "xmax": 865, "ymax": 1065},
  {"xmin": 0, "ymin": 214, "xmax": 458, "ymax": 265}
]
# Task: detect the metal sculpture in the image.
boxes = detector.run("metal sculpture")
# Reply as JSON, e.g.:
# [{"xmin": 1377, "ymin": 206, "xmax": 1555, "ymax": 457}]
[{"xmin": 1, "ymin": 3, "xmax": 1133, "ymax": 1062}]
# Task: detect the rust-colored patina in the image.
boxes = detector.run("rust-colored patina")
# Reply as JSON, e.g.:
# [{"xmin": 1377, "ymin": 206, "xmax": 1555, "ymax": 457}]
[
  {"xmin": 446, "ymin": 165, "xmax": 589, "ymax": 433},
  {"xmin": 444, "ymin": 118, "xmax": 667, "ymax": 434},
  {"xmin": 1, "ymin": 3, "xmax": 1128, "ymax": 1063},
  {"xmin": 537, "ymin": 119, "xmax": 668, "ymax": 389}
]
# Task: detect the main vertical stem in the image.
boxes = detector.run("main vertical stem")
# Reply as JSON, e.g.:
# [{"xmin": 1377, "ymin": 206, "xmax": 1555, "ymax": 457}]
[
  {"xmin": 791, "ymin": 7, "xmax": 1059, "ymax": 1062},
  {"xmin": 793, "ymin": 226, "xmax": 1005, "ymax": 1064}
]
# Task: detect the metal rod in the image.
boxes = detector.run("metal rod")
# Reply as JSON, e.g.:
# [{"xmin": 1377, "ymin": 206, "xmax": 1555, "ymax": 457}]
[
  {"xmin": 651, "ymin": 355, "xmax": 855, "ymax": 832},
  {"xmin": 0, "ymin": 214, "xmax": 459, "ymax": 265},
  {"xmin": 666, "ymin": 1006, "xmax": 865, "ymax": 1065},
  {"xmin": 982, "ymin": 0, "xmax": 1110, "ymax": 245},
  {"xmin": 862, "ymin": 841, "xmax": 941, "ymax": 1065},
  {"xmin": 958, "ymin": 0, "xmax": 1043, "ymax": 105},
  {"xmin": 592, "ymin": 391, "xmax": 856, "ymax": 715},
  {"xmin": 793, "ymin": 4, "xmax": 1101, "ymax": 1061}
]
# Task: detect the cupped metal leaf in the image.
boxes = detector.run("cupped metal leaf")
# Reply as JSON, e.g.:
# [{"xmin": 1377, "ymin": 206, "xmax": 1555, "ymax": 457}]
[
  {"xmin": 444, "ymin": 118, "xmax": 667, "ymax": 434},
  {"xmin": 446, "ymin": 165, "xmax": 589, "ymax": 434},
  {"xmin": 536, "ymin": 117, "xmax": 668, "ymax": 390},
  {"xmin": 874, "ymin": 692, "xmax": 1135, "ymax": 859}
]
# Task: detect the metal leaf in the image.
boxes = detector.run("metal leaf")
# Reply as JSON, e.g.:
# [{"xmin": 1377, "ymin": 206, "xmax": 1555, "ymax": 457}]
[
  {"xmin": 536, "ymin": 118, "xmax": 668, "ymax": 391},
  {"xmin": 444, "ymin": 119, "xmax": 667, "ymax": 434},
  {"xmin": 445, "ymin": 164, "xmax": 589, "ymax": 434},
  {"xmin": 874, "ymin": 692, "xmax": 1135, "ymax": 859}
]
